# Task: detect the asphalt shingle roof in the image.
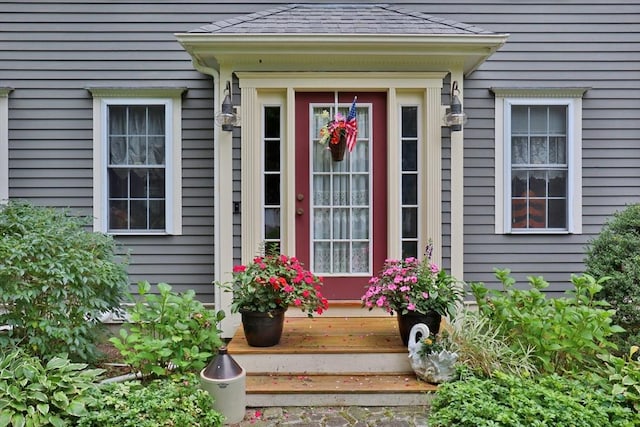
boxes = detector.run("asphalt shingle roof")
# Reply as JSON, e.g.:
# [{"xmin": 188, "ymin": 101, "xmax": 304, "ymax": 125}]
[{"xmin": 192, "ymin": 3, "xmax": 494, "ymax": 35}]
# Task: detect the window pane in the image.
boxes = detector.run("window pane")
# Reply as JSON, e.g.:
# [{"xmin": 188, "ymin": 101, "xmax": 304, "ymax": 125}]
[
  {"xmin": 402, "ymin": 174, "xmax": 417, "ymax": 205},
  {"xmin": 264, "ymin": 208, "xmax": 280, "ymax": 239},
  {"xmin": 530, "ymin": 106, "xmax": 548, "ymax": 134},
  {"xmin": 332, "ymin": 242, "xmax": 349, "ymax": 273},
  {"xmin": 402, "ymin": 106, "xmax": 418, "ymax": 138},
  {"xmin": 402, "ymin": 140, "xmax": 418, "ymax": 171},
  {"xmin": 264, "ymin": 107, "xmax": 280, "ymax": 139},
  {"xmin": 108, "ymin": 169, "xmax": 128, "ymax": 198},
  {"xmin": 148, "ymin": 106, "xmax": 165, "ymax": 135},
  {"xmin": 352, "ymin": 208, "xmax": 369, "ymax": 240},
  {"xmin": 529, "ymin": 171, "xmax": 547, "ymax": 197},
  {"xmin": 130, "ymin": 200, "xmax": 148, "ymax": 229},
  {"xmin": 264, "ymin": 140, "xmax": 280, "ymax": 171},
  {"xmin": 352, "ymin": 242, "xmax": 369, "ymax": 273},
  {"xmin": 109, "ymin": 137, "xmax": 126, "ymax": 165},
  {"xmin": 109, "ymin": 106, "xmax": 126, "ymax": 135},
  {"xmin": 264, "ymin": 174, "xmax": 280, "ymax": 205},
  {"xmin": 402, "ymin": 241, "xmax": 418, "ymax": 260},
  {"xmin": 109, "ymin": 200, "xmax": 128, "ymax": 230},
  {"xmin": 549, "ymin": 106, "xmax": 566, "ymax": 134},
  {"xmin": 530, "ymin": 136, "xmax": 547, "ymax": 164},
  {"xmin": 129, "ymin": 169, "xmax": 147, "ymax": 198},
  {"xmin": 351, "ymin": 174, "xmax": 368, "ymax": 205},
  {"xmin": 314, "ymin": 208, "xmax": 330, "ymax": 239},
  {"xmin": 128, "ymin": 136, "xmax": 146, "ymax": 164},
  {"xmin": 548, "ymin": 199, "xmax": 567, "ymax": 228},
  {"xmin": 148, "ymin": 136, "xmax": 165, "ymax": 165},
  {"xmin": 149, "ymin": 169, "xmax": 165, "ymax": 198},
  {"xmin": 548, "ymin": 170, "xmax": 566, "ymax": 197},
  {"xmin": 511, "ymin": 106, "xmax": 528, "ymax": 133},
  {"xmin": 529, "ymin": 198, "xmax": 547, "ymax": 228},
  {"xmin": 332, "ymin": 175, "xmax": 349, "ymax": 205},
  {"xmin": 149, "ymin": 200, "xmax": 165, "ymax": 230},
  {"xmin": 511, "ymin": 136, "xmax": 528, "ymax": 164},
  {"xmin": 128, "ymin": 106, "xmax": 147, "ymax": 134},
  {"xmin": 402, "ymin": 207, "xmax": 418, "ymax": 238},
  {"xmin": 313, "ymin": 175, "xmax": 330, "ymax": 205},
  {"xmin": 512, "ymin": 170, "xmax": 527, "ymax": 197},
  {"xmin": 333, "ymin": 208, "xmax": 349, "ymax": 239},
  {"xmin": 314, "ymin": 242, "xmax": 330, "ymax": 273}
]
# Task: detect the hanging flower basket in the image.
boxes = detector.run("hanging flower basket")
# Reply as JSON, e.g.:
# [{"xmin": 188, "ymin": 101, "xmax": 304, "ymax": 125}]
[
  {"xmin": 318, "ymin": 97, "xmax": 358, "ymax": 162},
  {"xmin": 329, "ymin": 129, "xmax": 348, "ymax": 161}
]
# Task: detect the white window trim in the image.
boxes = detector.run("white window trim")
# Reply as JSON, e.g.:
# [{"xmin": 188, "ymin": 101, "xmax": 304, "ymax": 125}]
[
  {"xmin": 493, "ymin": 88, "xmax": 588, "ymax": 234},
  {"xmin": 0, "ymin": 88, "xmax": 11, "ymax": 204},
  {"xmin": 88, "ymin": 87, "xmax": 185, "ymax": 235}
]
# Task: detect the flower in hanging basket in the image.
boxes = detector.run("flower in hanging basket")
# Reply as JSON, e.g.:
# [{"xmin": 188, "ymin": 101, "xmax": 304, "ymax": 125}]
[
  {"xmin": 318, "ymin": 97, "xmax": 358, "ymax": 152},
  {"xmin": 218, "ymin": 249, "xmax": 329, "ymax": 317},
  {"xmin": 361, "ymin": 242, "xmax": 462, "ymax": 318}
]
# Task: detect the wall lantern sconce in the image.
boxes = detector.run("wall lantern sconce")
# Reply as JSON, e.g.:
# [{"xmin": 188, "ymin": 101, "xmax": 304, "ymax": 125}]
[
  {"xmin": 215, "ymin": 81, "xmax": 239, "ymax": 132},
  {"xmin": 444, "ymin": 81, "xmax": 468, "ymax": 132}
]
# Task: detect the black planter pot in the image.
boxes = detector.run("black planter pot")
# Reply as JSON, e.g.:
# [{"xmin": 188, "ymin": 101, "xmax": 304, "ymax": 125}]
[
  {"xmin": 240, "ymin": 308, "xmax": 287, "ymax": 347},
  {"xmin": 396, "ymin": 311, "xmax": 442, "ymax": 346},
  {"xmin": 329, "ymin": 129, "xmax": 347, "ymax": 161}
]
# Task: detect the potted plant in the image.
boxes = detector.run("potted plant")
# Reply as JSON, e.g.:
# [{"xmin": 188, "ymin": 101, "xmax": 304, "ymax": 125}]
[
  {"xmin": 221, "ymin": 250, "xmax": 329, "ymax": 347},
  {"xmin": 318, "ymin": 97, "xmax": 358, "ymax": 161},
  {"xmin": 361, "ymin": 244, "xmax": 462, "ymax": 345}
]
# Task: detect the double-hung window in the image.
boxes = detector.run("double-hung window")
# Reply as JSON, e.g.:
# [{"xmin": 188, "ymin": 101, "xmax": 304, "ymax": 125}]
[
  {"xmin": 493, "ymin": 89, "xmax": 586, "ymax": 234},
  {"xmin": 89, "ymin": 88, "xmax": 184, "ymax": 234}
]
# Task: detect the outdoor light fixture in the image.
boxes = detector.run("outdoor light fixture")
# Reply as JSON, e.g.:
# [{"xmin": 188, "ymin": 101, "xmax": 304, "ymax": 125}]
[
  {"xmin": 215, "ymin": 81, "xmax": 238, "ymax": 132},
  {"xmin": 444, "ymin": 81, "xmax": 468, "ymax": 132}
]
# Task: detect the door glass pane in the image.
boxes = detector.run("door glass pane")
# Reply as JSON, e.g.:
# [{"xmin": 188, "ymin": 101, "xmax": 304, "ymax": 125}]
[{"xmin": 311, "ymin": 104, "xmax": 371, "ymax": 274}]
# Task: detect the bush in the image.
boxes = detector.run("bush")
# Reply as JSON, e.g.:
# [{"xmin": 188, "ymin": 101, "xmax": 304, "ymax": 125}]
[
  {"xmin": 430, "ymin": 372, "xmax": 639, "ymax": 427},
  {"xmin": 79, "ymin": 374, "xmax": 224, "ymax": 427},
  {"xmin": 584, "ymin": 203, "xmax": 640, "ymax": 356},
  {"xmin": 471, "ymin": 269, "xmax": 623, "ymax": 374},
  {"xmin": 0, "ymin": 201, "xmax": 129, "ymax": 362},
  {"xmin": 0, "ymin": 347, "xmax": 104, "ymax": 427},
  {"xmin": 588, "ymin": 346, "xmax": 640, "ymax": 414},
  {"xmin": 110, "ymin": 282, "xmax": 225, "ymax": 378}
]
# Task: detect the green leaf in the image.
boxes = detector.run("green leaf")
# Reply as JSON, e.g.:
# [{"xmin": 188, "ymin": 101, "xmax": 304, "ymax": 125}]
[
  {"xmin": 36, "ymin": 404, "xmax": 49, "ymax": 416},
  {"xmin": 0, "ymin": 410, "xmax": 13, "ymax": 427},
  {"xmin": 47, "ymin": 415, "xmax": 64, "ymax": 427},
  {"xmin": 52, "ymin": 392, "xmax": 68, "ymax": 408},
  {"xmin": 65, "ymin": 400, "xmax": 87, "ymax": 417},
  {"xmin": 45, "ymin": 358, "xmax": 67, "ymax": 371},
  {"xmin": 10, "ymin": 413, "xmax": 25, "ymax": 427}
]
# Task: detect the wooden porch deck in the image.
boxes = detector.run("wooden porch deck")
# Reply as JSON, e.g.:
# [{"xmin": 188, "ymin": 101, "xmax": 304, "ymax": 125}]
[{"xmin": 227, "ymin": 316, "xmax": 437, "ymax": 407}]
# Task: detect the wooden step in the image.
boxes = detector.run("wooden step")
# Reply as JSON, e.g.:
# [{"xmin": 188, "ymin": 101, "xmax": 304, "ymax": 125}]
[
  {"xmin": 227, "ymin": 316, "xmax": 437, "ymax": 406},
  {"xmin": 246, "ymin": 373, "xmax": 437, "ymax": 407}
]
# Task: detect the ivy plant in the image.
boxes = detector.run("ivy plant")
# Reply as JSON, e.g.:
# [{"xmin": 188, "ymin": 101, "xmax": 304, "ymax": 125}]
[
  {"xmin": 430, "ymin": 372, "xmax": 639, "ymax": 427},
  {"xmin": 79, "ymin": 374, "xmax": 224, "ymax": 427},
  {"xmin": 110, "ymin": 281, "xmax": 225, "ymax": 378},
  {"xmin": 0, "ymin": 201, "xmax": 129, "ymax": 362},
  {"xmin": 0, "ymin": 348, "xmax": 104, "ymax": 427}
]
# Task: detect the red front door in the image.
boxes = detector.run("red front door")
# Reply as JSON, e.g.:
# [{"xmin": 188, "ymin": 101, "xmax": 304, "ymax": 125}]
[{"xmin": 295, "ymin": 92, "xmax": 387, "ymax": 300}]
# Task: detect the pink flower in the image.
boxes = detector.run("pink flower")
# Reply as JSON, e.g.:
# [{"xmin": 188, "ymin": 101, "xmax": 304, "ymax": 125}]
[
  {"xmin": 422, "ymin": 292, "xmax": 429, "ymax": 299},
  {"xmin": 407, "ymin": 303, "xmax": 416, "ymax": 311},
  {"xmin": 232, "ymin": 265, "xmax": 246, "ymax": 273},
  {"xmin": 294, "ymin": 298, "xmax": 302, "ymax": 306},
  {"xmin": 430, "ymin": 263, "xmax": 439, "ymax": 273},
  {"xmin": 376, "ymin": 296, "xmax": 386, "ymax": 307}
]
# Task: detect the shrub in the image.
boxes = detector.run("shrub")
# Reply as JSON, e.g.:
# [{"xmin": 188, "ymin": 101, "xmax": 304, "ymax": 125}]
[
  {"xmin": 0, "ymin": 347, "xmax": 104, "ymax": 427},
  {"xmin": 79, "ymin": 374, "xmax": 224, "ymax": 427},
  {"xmin": 447, "ymin": 310, "xmax": 538, "ymax": 378},
  {"xmin": 110, "ymin": 281, "xmax": 225, "ymax": 378},
  {"xmin": 584, "ymin": 203, "xmax": 640, "ymax": 356},
  {"xmin": 588, "ymin": 346, "xmax": 640, "ymax": 414},
  {"xmin": 430, "ymin": 372, "xmax": 639, "ymax": 427},
  {"xmin": 0, "ymin": 201, "xmax": 129, "ymax": 362},
  {"xmin": 471, "ymin": 269, "xmax": 623, "ymax": 374}
]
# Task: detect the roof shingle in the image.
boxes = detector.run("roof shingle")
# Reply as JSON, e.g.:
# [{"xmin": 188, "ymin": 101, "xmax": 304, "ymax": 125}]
[{"xmin": 191, "ymin": 3, "xmax": 494, "ymax": 35}]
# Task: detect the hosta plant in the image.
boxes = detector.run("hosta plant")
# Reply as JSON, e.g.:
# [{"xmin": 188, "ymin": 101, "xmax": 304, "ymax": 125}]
[{"xmin": 0, "ymin": 348, "xmax": 103, "ymax": 427}]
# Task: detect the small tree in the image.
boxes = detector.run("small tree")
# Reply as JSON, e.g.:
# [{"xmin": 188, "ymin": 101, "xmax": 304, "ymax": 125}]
[
  {"xmin": 0, "ymin": 201, "xmax": 129, "ymax": 361},
  {"xmin": 584, "ymin": 203, "xmax": 640, "ymax": 356}
]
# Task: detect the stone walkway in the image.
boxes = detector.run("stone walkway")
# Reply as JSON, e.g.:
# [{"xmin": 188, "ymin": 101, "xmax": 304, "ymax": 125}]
[{"xmin": 231, "ymin": 406, "xmax": 431, "ymax": 426}]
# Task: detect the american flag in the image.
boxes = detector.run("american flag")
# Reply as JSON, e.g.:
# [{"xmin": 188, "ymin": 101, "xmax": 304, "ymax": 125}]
[{"xmin": 345, "ymin": 97, "xmax": 358, "ymax": 152}]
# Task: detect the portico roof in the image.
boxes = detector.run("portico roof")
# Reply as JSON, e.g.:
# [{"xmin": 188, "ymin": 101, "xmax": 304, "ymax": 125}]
[{"xmin": 176, "ymin": 3, "xmax": 508, "ymax": 75}]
